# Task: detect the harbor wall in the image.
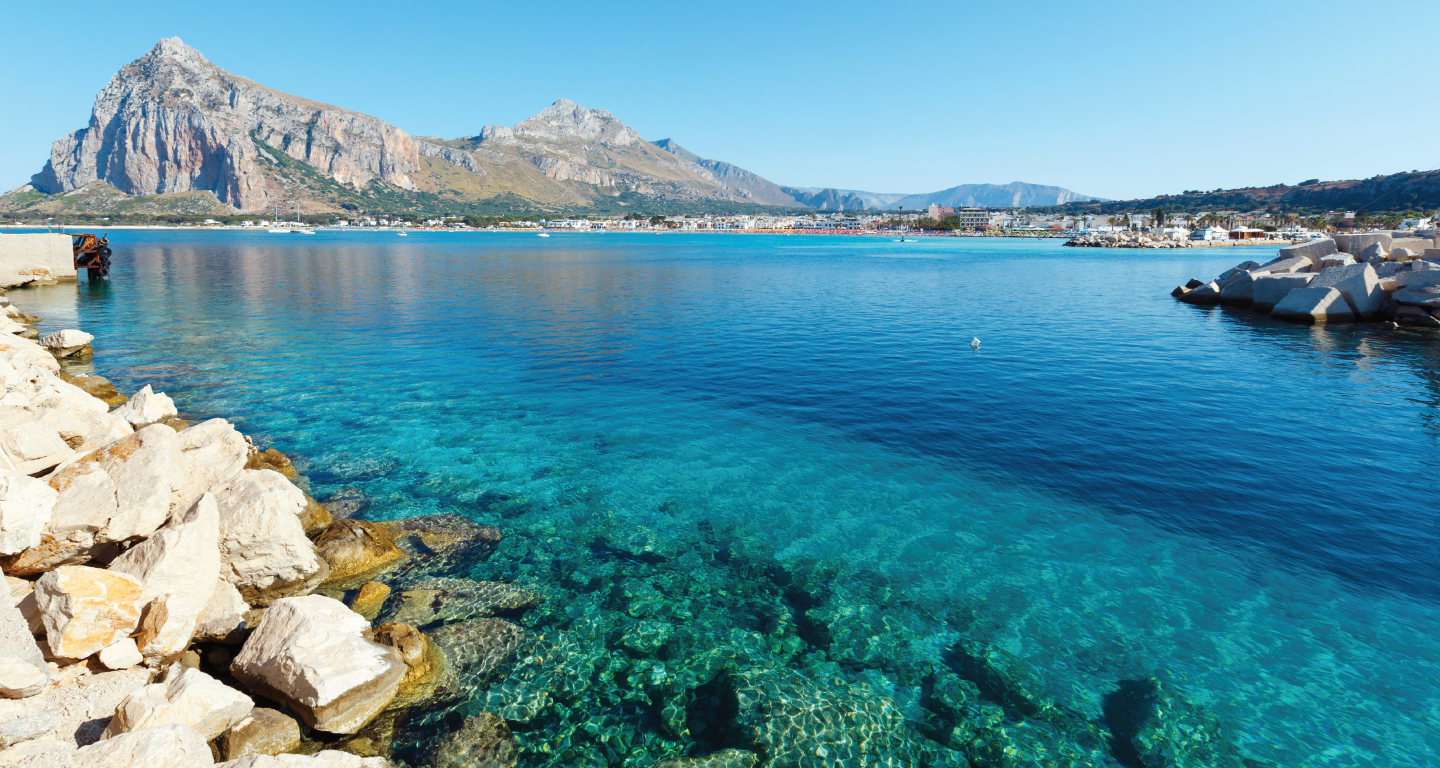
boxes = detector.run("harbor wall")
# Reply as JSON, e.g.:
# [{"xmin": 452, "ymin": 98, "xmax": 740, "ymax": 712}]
[{"xmin": 0, "ymin": 233, "xmax": 77, "ymax": 287}]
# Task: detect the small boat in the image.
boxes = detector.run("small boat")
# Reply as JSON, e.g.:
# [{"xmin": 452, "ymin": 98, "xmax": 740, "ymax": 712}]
[
  {"xmin": 291, "ymin": 229, "xmax": 315, "ymax": 235},
  {"xmin": 537, "ymin": 233, "xmax": 550, "ymax": 238},
  {"xmin": 397, "ymin": 231, "xmax": 408, "ymax": 237},
  {"xmin": 267, "ymin": 228, "xmax": 288, "ymax": 234}
]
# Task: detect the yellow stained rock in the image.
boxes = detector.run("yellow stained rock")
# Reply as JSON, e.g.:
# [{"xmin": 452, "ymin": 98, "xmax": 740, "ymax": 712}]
[{"xmin": 315, "ymin": 520, "xmax": 406, "ymax": 591}]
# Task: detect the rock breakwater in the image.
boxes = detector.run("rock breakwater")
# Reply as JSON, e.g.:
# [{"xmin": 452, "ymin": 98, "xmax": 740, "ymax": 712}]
[
  {"xmin": 1065, "ymin": 232, "xmax": 1190, "ymax": 248},
  {"xmin": 1172, "ymin": 231, "xmax": 1440, "ymax": 325}
]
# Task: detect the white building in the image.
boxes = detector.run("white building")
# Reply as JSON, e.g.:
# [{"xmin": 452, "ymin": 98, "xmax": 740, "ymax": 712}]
[{"xmin": 1190, "ymin": 226, "xmax": 1229, "ymax": 241}]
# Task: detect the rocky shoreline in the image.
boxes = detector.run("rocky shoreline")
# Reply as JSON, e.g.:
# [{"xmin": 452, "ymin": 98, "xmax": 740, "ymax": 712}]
[
  {"xmin": 0, "ymin": 286, "xmax": 1276, "ymax": 768},
  {"xmin": 1172, "ymin": 231, "xmax": 1440, "ymax": 324}
]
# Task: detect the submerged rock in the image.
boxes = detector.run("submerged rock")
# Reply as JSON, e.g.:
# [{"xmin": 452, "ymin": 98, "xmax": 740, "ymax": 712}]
[
  {"xmin": 687, "ymin": 665, "xmax": 922, "ymax": 767},
  {"xmin": 66, "ymin": 374, "xmax": 128, "ymax": 407},
  {"xmin": 383, "ymin": 577, "xmax": 541, "ymax": 628},
  {"xmin": 433, "ymin": 712, "xmax": 517, "ymax": 768},
  {"xmin": 652, "ymin": 750, "xmax": 759, "ymax": 768},
  {"xmin": 429, "ymin": 618, "xmax": 526, "ymax": 693},
  {"xmin": 382, "ymin": 514, "xmax": 502, "ymax": 583},
  {"xmin": 1103, "ymin": 678, "xmax": 1247, "ymax": 768},
  {"xmin": 369, "ymin": 622, "xmax": 444, "ymax": 708},
  {"xmin": 349, "ymin": 581, "xmax": 391, "ymax": 622}
]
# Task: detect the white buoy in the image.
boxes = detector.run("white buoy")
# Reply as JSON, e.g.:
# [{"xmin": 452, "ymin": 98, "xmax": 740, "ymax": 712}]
[{"xmin": 970, "ymin": 337, "xmax": 981, "ymax": 350}]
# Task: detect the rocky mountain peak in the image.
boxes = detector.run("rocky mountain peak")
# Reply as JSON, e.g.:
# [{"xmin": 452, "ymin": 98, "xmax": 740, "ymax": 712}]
[
  {"xmin": 31, "ymin": 38, "xmax": 419, "ymax": 211},
  {"xmin": 146, "ymin": 36, "xmax": 207, "ymax": 65},
  {"xmin": 513, "ymin": 98, "xmax": 641, "ymax": 146}
]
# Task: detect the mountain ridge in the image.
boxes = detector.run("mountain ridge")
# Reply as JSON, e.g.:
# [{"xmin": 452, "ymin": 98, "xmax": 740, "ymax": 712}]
[{"xmin": 16, "ymin": 38, "xmax": 1099, "ymax": 215}]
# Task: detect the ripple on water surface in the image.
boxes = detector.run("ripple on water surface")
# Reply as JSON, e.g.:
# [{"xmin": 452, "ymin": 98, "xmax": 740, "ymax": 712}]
[{"xmin": 15, "ymin": 231, "xmax": 1440, "ymax": 767}]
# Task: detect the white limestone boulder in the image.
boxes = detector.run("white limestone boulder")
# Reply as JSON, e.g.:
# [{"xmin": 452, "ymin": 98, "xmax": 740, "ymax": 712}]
[
  {"xmin": 1252, "ymin": 273, "xmax": 1316, "ymax": 312},
  {"xmin": 1358, "ymin": 243, "xmax": 1387, "ymax": 263},
  {"xmin": 39, "ymin": 406, "xmax": 134, "ymax": 454},
  {"xmin": 1177, "ymin": 281, "xmax": 1222, "ymax": 305},
  {"xmin": 1318, "ymin": 254, "xmax": 1357, "ymax": 271},
  {"xmin": 38, "ymin": 330, "xmax": 94, "ymax": 359},
  {"xmin": 0, "ymin": 336, "xmax": 60, "ymax": 373},
  {"xmin": 9, "ymin": 364, "xmax": 107, "ymax": 415},
  {"xmin": 1388, "ymin": 247, "xmax": 1413, "ymax": 262},
  {"xmin": 1392, "ymin": 271, "xmax": 1440, "ymax": 289},
  {"xmin": 1393, "ymin": 285, "xmax": 1440, "ymax": 308},
  {"xmin": 5, "ymin": 425, "xmax": 186, "ymax": 574},
  {"xmin": 0, "ymin": 705, "xmax": 62, "ymax": 749},
  {"xmin": 1252, "ymin": 255, "xmax": 1311, "ymax": 275},
  {"xmin": 1278, "ymin": 238, "xmax": 1334, "ymax": 263},
  {"xmin": 97, "ymin": 638, "xmax": 143, "ymax": 670},
  {"xmin": 215, "ymin": 470, "xmax": 328, "ymax": 606},
  {"xmin": 34, "ymin": 566, "xmax": 145, "ymax": 660},
  {"xmin": 112, "ymin": 385, "xmax": 178, "ymax": 429},
  {"xmin": 1390, "ymin": 237, "xmax": 1433, "ymax": 257},
  {"xmin": 1219, "ymin": 271, "xmax": 1258, "ymax": 305},
  {"xmin": 107, "ymin": 494, "xmax": 222, "ymax": 660},
  {"xmin": 1395, "ymin": 306, "xmax": 1440, "ymax": 327},
  {"xmin": 229, "ymin": 595, "xmax": 405, "ymax": 735},
  {"xmin": 1271, "ymin": 287, "xmax": 1355, "ymax": 323},
  {"xmin": 73, "ymin": 723, "xmax": 214, "ymax": 767},
  {"xmin": 0, "ymin": 582, "xmax": 49, "ymax": 698},
  {"xmin": 0, "ymin": 665, "xmax": 150, "ymax": 751},
  {"xmin": 1309, "ymin": 263, "xmax": 1384, "ymax": 318},
  {"xmin": 6, "ymin": 575, "xmax": 43, "ymax": 635},
  {"xmin": 177, "ymin": 419, "xmax": 250, "ymax": 512},
  {"xmin": 103, "ymin": 665, "xmax": 252, "ymax": 741},
  {"xmin": 1334, "ymin": 232, "xmax": 1391, "ymax": 255},
  {"xmin": 0, "ymin": 421, "xmax": 75, "ymax": 475},
  {"xmin": 0, "ymin": 470, "xmax": 57, "ymax": 555},
  {"xmin": 194, "ymin": 578, "xmax": 249, "ymax": 644}
]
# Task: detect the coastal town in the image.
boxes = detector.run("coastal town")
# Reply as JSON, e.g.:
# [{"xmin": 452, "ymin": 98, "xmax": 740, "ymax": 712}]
[{"xmin": 11, "ymin": 205, "xmax": 1427, "ymax": 248}]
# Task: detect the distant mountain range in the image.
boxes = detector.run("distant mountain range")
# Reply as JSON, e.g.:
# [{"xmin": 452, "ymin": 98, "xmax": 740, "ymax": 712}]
[{"xmin": 3, "ymin": 38, "xmax": 1100, "ymax": 216}]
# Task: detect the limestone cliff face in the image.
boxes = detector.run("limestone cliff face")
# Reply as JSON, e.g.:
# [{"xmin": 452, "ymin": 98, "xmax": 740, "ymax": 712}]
[{"xmin": 33, "ymin": 38, "xmax": 419, "ymax": 211}]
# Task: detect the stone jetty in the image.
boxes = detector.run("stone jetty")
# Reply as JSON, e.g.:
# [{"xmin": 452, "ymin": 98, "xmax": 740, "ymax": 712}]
[{"xmin": 1171, "ymin": 231, "xmax": 1440, "ymax": 325}]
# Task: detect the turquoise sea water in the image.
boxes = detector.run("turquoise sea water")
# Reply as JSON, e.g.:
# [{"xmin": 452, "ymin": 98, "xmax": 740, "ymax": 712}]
[{"xmin": 13, "ymin": 231, "xmax": 1440, "ymax": 766}]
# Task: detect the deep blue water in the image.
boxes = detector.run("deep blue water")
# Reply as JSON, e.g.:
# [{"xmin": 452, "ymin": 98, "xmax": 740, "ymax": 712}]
[{"xmin": 14, "ymin": 230, "xmax": 1440, "ymax": 766}]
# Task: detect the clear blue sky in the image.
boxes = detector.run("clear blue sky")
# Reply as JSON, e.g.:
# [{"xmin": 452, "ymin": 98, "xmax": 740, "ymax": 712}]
[{"xmin": 2, "ymin": 0, "xmax": 1434, "ymax": 201}]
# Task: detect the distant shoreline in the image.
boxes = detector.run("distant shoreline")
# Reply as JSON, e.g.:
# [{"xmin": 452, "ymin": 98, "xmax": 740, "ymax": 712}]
[{"xmin": 0, "ymin": 225, "xmax": 1293, "ymax": 247}]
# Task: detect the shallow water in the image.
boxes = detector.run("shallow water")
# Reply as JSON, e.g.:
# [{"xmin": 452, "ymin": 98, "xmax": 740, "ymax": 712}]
[{"xmin": 16, "ymin": 231, "xmax": 1440, "ymax": 766}]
